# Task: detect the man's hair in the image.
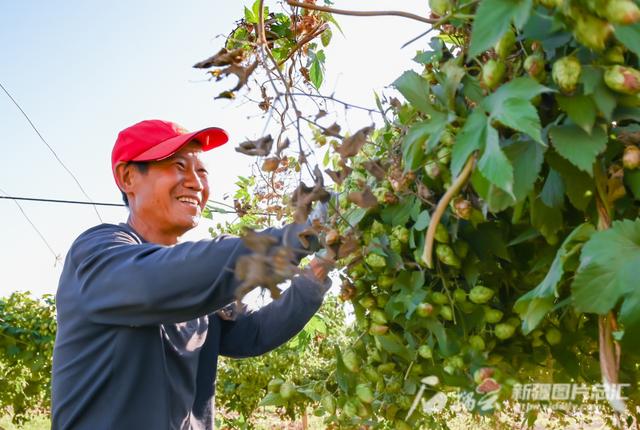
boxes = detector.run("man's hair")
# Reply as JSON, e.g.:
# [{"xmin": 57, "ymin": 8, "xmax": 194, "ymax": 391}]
[{"xmin": 120, "ymin": 161, "xmax": 149, "ymax": 207}]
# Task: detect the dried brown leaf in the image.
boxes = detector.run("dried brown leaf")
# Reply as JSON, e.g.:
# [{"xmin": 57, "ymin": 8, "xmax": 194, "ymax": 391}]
[
  {"xmin": 262, "ymin": 157, "xmax": 280, "ymax": 172},
  {"xmin": 337, "ymin": 234, "xmax": 359, "ymax": 259},
  {"xmin": 236, "ymin": 135, "xmax": 273, "ymax": 157},
  {"xmin": 348, "ymin": 185, "xmax": 378, "ymax": 209},
  {"xmin": 322, "ymin": 122, "xmax": 341, "ymax": 138},
  {"xmin": 325, "ymin": 229, "xmax": 340, "ymax": 246},
  {"xmin": 218, "ymin": 60, "xmax": 258, "ymax": 92},
  {"xmin": 363, "ymin": 159, "xmax": 387, "ymax": 181},
  {"xmin": 335, "ymin": 125, "xmax": 374, "ymax": 159},
  {"xmin": 325, "ymin": 168, "xmax": 348, "ymax": 185},
  {"xmin": 215, "ymin": 91, "xmax": 236, "ymax": 100},
  {"xmin": 291, "ymin": 166, "xmax": 330, "ymax": 223},
  {"xmin": 193, "ymin": 47, "xmax": 245, "ymax": 68},
  {"xmin": 272, "ymin": 246, "xmax": 296, "ymax": 279},
  {"xmin": 240, "ymin": 228, "xmax": 278, "ymax": 253},
  {"xmin": 325, "ymin": 161, "xmax": 352, "ymax": 186}
]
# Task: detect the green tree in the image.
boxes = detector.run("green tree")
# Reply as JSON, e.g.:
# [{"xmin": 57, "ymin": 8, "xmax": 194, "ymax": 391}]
[{"xmin": 0, "ymin": 292, "xmax": 56, "ymax": 424}]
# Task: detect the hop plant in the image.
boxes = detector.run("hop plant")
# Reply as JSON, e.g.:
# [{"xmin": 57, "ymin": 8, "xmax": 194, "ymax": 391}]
[{"xmin": 552, "ymin": 56, "xmax": 582, "ymax": 93}]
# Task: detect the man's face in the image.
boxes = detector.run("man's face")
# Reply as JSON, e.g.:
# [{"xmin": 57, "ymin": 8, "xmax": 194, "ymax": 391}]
[{"xmin": 127, "ymin": 141, "xmax": 210, "ymax": 238}]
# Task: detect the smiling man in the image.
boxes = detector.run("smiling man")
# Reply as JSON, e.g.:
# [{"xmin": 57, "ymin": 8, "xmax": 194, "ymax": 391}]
[{"xmin": 51, "ymin": 119, "xmax": 331, "ymax": 430}]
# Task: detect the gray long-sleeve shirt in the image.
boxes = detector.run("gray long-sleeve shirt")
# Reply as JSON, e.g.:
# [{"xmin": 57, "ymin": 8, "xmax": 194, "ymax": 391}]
[{"xmin": 51, "ymin": 222, "xmax": 327, "ymax": 430}]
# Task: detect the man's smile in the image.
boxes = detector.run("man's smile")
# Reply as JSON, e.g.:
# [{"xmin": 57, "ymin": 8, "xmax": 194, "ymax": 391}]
[{"xmin": 177, "ymin": 195, "xmax": 201, "ymax": 207}]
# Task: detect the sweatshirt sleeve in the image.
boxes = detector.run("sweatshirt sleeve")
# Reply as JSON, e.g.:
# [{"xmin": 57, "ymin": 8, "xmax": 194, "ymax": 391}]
[
  {"xmin": 63, "ymin": 223, "xmax": 312, "ymax": 326},
  {"xmin": 217, "ymin": 274, "xmax": 329, "ymax": 358}
]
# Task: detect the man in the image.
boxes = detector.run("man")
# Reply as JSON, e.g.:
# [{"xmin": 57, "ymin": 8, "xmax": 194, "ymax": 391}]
[{"xmin": 51, "ymin": 119, "xmax": 331, "ymax": 430}]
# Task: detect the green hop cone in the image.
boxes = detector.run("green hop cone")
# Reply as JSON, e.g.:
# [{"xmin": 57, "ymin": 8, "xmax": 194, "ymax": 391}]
[
  {"xmin": 623, "ymin": 146, "xmax": 640, "ymax": 170},
  {"xmin": 453, "ymin": 288, "xmax": 467, "ymax": 303},
  {"xmin": 604, "ymin": 45, "xmax": 626, "ymax": 65},
  {"xmin": 389, "ymin": 236, "xmax": 402, "ymax": 254},
  {"xmin": 604, "ymin": 65, "xmax": 640, "ymax": 95},
  {"xmin": 321, "ymin": 394, "xmax": 336, "ymax": 414},
  {"xmin": 469, "ymin": 285, "xmax": 495, "ymax": 304},
  {"xmin": 370, "ymin": 309, "xmax": 388, "ymax": 325},
  {"xmin": 371, "ymin": 220, "xmax": 386, "ymax": 236},
  {"xmin": 356, "ymin": 383, "xmax": 375, "ymax": 404},
  {"xmin": 431, "ymin": 291, "xmax": 449, "ymax": 305},
  {"xmin": 453, "ymin": 199, "xmax": 473, "ymax": 220},
  {"xmin": 484, "ymin": 307, "xmax": 504, "ymax": 323},
  {"xmin": 392, "ymin": 226, "xmax": 410, "ymax": 244},
  {"xmin": 605, "ymin": 0, "xmax": 640, "ymax": 24},
  {"xmin": 434, "ymin": 223, "xmax": 450, "ymax": 243},
  {"xmin": 494, "ymin": 29, "xmax": 516, "ymax": 59},
  {"xmin": 469, "ymin": 335, "xmax": 486, "ymax": 350},
  {"xmin": 365, "ymin": 253, "xmax": 386, "ymax": 268},
  {"xmin": 267, "ymin": 377, "xmax": 284, "ymax": 393},
  {"xmin": 440, "ymin": 130, "xmax": 455, "ymax": 146},
  {"xmin": 373, "ymin": 187, "xmax": 388, "ymax": 205},
  {"xmin": 482, "ymin": 59, "xmax": 506, "ymax": 90},
  {"xmin": 424, "ymin": 160, "xmax": 441, "ymax": 179},
  {"xmin": 429, "ymin": 0, "xmax": 451, "ymax": 15},
  {"xmin": 378, "ymin": 274, "xmax": 395, "ymax": 289},
  {"xmin": 377, "ymin": 362, "xmax": 396, "ymax": 374},
  {"xmin": 435, "ymin": 244, "xmax": 461, "ymax": 268},
  {"xmin": 494, "ymin": 323, "xmax": 516, "ymax": 340},
  {"xmin": 279, "ymin": 381, "xmax": 296, "ymax": 400},
  {"xmin": 418, "ymin": 344, "xmax": 433, "ymax": 359},
  {"xmin": 552, "ymin": 56, "xmax": 582, "ymax": 94},
  {"xmin": 439, "ymin": 305, "xmax": 454, "ymax": 321},
  {"xmin": 343, "ymin": 400, "xmax": 358, "ymax": 418},
  {"xmin": 416, "ymin": 302, "xmax": 435, "ymax": 317},
  {"xmin": 321, "ymin": 26, "xmax": 333, "ymax": 46},
  {"xmin": 358, "ymin": 295, "xmax": 376, "ymax": 309},
  {"xmin": 437, "ymin": 146, "xmax": 451, "ymax": 165},
  {"xmin": 573, "ymin": 13, "xmax": 611, "ymax": 51},
  {"xmin": 343, "ymin": 349, "xmax": 360, "ymax": 373},
  {"xmin": 545, "ymin": 327, "xmax": 562, "ymax": 345},
  {"xmin": 376, "ymin": 294, "xmax": 389, "ymax": 308},
  {"xmin": 524, "ymin": 54, "xmax": 546, "ymax": 82}
]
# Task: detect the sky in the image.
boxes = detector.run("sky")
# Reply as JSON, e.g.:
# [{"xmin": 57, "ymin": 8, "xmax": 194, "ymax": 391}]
[{"xmin": 0, "ymin": 0, "xmax": 428, "ymax": 298}]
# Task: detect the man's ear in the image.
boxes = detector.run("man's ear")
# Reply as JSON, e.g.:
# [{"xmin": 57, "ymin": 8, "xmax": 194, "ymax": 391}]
[{"xmin": 114, "ymin": 162, "xmax": 136, "ymax": 194}]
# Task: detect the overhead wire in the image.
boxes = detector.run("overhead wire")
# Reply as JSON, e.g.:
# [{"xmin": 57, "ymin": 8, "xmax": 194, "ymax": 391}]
[
  {"xmin": 0, "ymin": 195, "xmax": 241, "ymax": 214},
  {"xmin": 0, "ymin": 195, "xmax": 125, "ymax": 207},
  {"xmin": 0, "ymin": 187, "xmax": 61, "ymax": 265},
  {"xmin": 0, "ymin": 80, "xmax": 104, "ymax": 222}
]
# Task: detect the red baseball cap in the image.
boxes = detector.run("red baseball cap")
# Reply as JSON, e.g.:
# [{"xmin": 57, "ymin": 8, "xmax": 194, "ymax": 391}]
[{"xmin": 111, "ymin": 119, "xmax": 228, "ymax": 183}]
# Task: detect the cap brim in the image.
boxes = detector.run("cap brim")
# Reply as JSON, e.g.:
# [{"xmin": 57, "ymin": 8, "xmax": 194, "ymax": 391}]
[{"xmin": 131, "ymin": 127, "xmax": 229, "ymax": 162}]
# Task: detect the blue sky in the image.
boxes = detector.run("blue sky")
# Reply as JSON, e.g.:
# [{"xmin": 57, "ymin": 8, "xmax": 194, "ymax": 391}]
[{"xmin": 0, "ymin": 0, "xmax": 427, "ymax": 297}]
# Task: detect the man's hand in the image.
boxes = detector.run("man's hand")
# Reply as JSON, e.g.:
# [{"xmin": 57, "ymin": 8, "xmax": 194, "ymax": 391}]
[{"xmin": 307, "ymin": 256, "xmax": 334, "ymax": 283}]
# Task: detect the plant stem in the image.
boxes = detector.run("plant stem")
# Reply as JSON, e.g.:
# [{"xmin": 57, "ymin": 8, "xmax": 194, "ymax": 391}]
[
  {"xmin": 422, "ymin": 153, "xmax": 476, "ymax": 268},
  {"xmin": 286, "ymin": 1, "xmax": 436, "ymax": 25},
  {"xmin": 594, "ymin": 161, "xmax": 623, "ymax": 411}
]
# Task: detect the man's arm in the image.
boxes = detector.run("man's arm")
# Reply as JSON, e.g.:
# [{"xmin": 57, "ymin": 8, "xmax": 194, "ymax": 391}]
[
  {"xmin": 64, "ymin": 223, "xmax": 312, "ymax": 326},
  {"xmin": 217, "ymin": 272, "xmax": 331, "ymax": 358}
]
